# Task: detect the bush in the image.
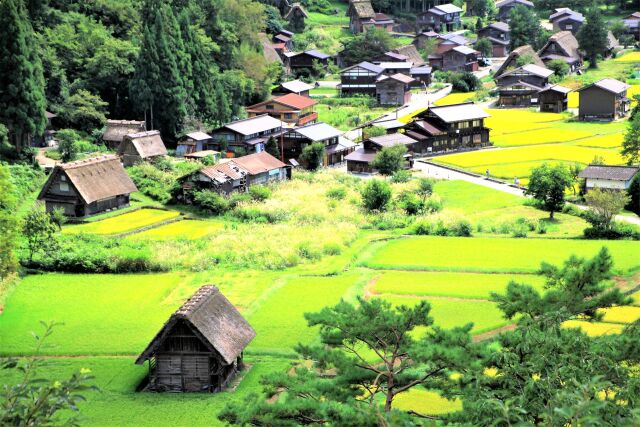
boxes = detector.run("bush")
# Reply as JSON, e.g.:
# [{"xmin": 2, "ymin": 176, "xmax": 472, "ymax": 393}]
[
  {"xmin": 410, "ymin": 217, "xmax": 472, "ymax": 237},
  {"xmin": 449, "ymin": 219, "xmax": 473, "ymax": 237},
  {"xmin": 233, "ymin": 206, "xmax": 289, "ymax": 223},
  {"xmin": 249, "ymin": 185, "xmax": 271, "ymax": 201},
  {"xmin": 128, "ymin": 163, "xmax": 176, "ymax": 203},
  {"xmin": 368, "ymin": 211, "xmax": 412, "ymax": 230},
  {"xmin": 193, "ymin": 191, "xmax": 230, "ymax": 215},
  {"xmin": 326, "ymin": 186, "xmax": 347, "ymax": 200},
  {"xmin": 228, "ymin": 192, "xmax": 252, "ymax": 209},
  {"xmin": 322, "ymin": 243, "xmax": 342, "ymax": 256},
  {"xmin": 296, "ymin": 241, "xmax": 322, "ymax": 260},
  {"xmin": 512, "ymin": 225, "xmax": 528, "ymax": 238},
  {"xmin": 397, "ymin": 191, "xmax": 423, "ymax": 215},
  {"xmin": 390, "ymin": 170, "xmax": 412, "ymax": 183},
  {"xmin": 536, "ymin": 220, "xmax": 548, "ymax": 234},
  {"xmin": 361, "ymin": 179, "xmax": 392, "ymax": 212},
  {"xmin": 424, "ymin": 197, "xmax": 443, "ymax": 214}
]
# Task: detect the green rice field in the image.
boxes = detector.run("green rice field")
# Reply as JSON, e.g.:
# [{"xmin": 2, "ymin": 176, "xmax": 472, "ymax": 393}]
[{"xmin": 63, "ymin": 209, "xmax": 181, "ymax": 236}]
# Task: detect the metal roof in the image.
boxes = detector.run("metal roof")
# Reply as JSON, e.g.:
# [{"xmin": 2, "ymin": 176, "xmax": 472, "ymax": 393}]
[
  {"xmin": 291, "ymin": 122, "xmax": 343, "ymax": 141},
  {"xmin": 579, "ymin": 165, "xmax": 639, "ymax": 181},
  {"xmin": 368, "ymin": 132, "xmax": 416, "ymax": 147},
  {"xmin": 429, "ymin": 102, "xmax": 490, "ymax": 122},
  {"xmin": 578, "ymin": 78, "xmax": 629, "ymax": 95},
  {"xmin": 224, "ymin": 114, "xmax": 284, "ymax": 136},
  {"xmin": 280, "ymin": 79, "xmax": 314, "ymax": 93}
]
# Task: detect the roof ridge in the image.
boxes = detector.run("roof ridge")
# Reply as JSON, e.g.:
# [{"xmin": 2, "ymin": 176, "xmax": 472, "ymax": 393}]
[
  {"xmin": 60, "ymin": 154, "xmax": 120, "ymax": 170},
  {"xmin": 175, "ymin": 285, "xmax": 219, "ymax": 317},
  {"xmin": 127, "ymin": 130, "xmax": 161, "ymax": 139}
]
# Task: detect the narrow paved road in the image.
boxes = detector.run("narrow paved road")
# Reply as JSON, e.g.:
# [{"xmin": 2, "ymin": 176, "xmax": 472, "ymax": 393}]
[{"xmin": 414, "ymin": 159, "xmax": 640, "ymax": 226}]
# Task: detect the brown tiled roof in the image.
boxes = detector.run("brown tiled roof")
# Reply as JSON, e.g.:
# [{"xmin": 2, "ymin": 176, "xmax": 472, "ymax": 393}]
[
  {"xmin": 38, "ymin": 155, "xmax": 138, "ymax": 204},
  {"xmin": 119, "ymin": 130, "xmax": 167, "ymax": 159},
  {"xmin": 378, "ymin": 73, "xmax": 415, "ymax": 84},
  {"xmin": 345, "ymin": 148, "xmax": 376, "ymax": 162},
  {"xmin": 103, "ymin": 120, "xmax": 146, "ymax": 143},
  {"xmin": 136, "ymin": 286, "xmax": 256, "ymax": 365},
  {"xmin": 232, "ymin": 151, "xmax": 286, "ymax": 175},
  {"xmin": 274, "ymin": 93, "xmax": 317, "ymax": 109},
  {"xmin": 579, "ymin": 165, "xmax": 639, "ymax": 181}
]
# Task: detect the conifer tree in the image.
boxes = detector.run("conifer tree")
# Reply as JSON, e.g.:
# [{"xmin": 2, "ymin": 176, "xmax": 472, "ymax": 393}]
[
  {"xmin": 0, "ymin": 0, "xmax": 47, "ymax": 153},
  {"xmin": 577, "ymin": 8, "xmax": 608, "ymax": 69}
]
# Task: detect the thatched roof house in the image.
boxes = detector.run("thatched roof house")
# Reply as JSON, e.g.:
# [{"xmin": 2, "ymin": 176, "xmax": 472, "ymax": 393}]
[
  {"xmin": 136, "ymin": 285, "xmax": 256, "ymax": 393},
  {"xmin": 117, "ymin": 130, "xmax": 167, "ymax": 166},
  {"xmin": 38, "ymin": 155, "xmax": 137, "ymax": 217},
  {"xmin": 103, "ymin": 120, "xmax": 146, "ymax": 148},
  {"xmin": 494, "ymin": 45, "xmax": 544, "ymax": 78}
]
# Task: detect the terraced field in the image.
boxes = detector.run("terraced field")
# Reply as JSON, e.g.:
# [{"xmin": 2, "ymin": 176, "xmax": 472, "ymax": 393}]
[{"xmin": 63, "ymin": 208, "xmax": 180, "ymax": 236}]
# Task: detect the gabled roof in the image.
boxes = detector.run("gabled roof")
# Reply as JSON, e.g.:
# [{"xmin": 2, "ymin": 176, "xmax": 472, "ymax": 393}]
[
  {"xmin": 499, "ymin": 63, "xmax": 553, "ymax": 79},
  {"xmin": 103, "ymin": 120, "xmax": 146, "ymax": 143},
  {"xmin": 555, "ymin": 13, "xmax": 584, "ymax": 24},
  {"xmin": 350, "ymin": 0, "xmax": 375, "ymax": 19},
  {"xmin": 484, "ymin": 22, "xmax": 509, "ymax": 32},
  {"xmin": 539, "ymin": 84, "xmax": 571, "ymax": 94},
  {"xmin": 428, "ymin": 102, "xmax": 490, "ymax": 122},
  {"xmin": 607, "ymin": 31, "xmax": 619, "ymax": 50},
  {"xmin": 625, "ymin": 12, "xmax": 640, "ymax": 20},
  {"xmin": 39, "ymin": 155, "xmax": 138, "ymax": 205},
  {"xmin": 291, "ymin": 122, "xmax": 343, "ymax": 141},
  {"xmin": 377, "ymin": 73, "xmax": 415, "ymax": 84},
  {"xmin": 136, "ymin": 286, "xmax": 256, "ymax": 366},
  {"xmin": 274, "ymin": 34, "xmax": 291, "ymax": 43},
  {"xmin": 431, "ymin": 3, "xmax": 463, "ymax": 14},
  {"xmin": 280, "ymin": 79, "xmax": 314, "ymax": 94},
  {"xmin": 381, "ymin": 51, "xmax": 409, "ymax": 61},
  {"xmin": 579, "ymin": 165, "xmax": 640, "ymax": 181},
  {"xmin": 284, "ymin": 3, "xmax": 309, "ymax": 19},
  {"xmin": 438, "ymin": 33, "xmax": 468, "ymax": 46},
  {"xmin": 410, "ymin": 65, "xmax": 433, "ymax": 75},
  {"xmin": 451, "ymin": 45, "xmax": 478, "ymax": 56},
  {"xmin": 273, "ymin": 93, "xmax": 317, "ymax": 109},
  {"xmin": 496, "ymin": 0, "xmax": 533, "ymax": 8},
  {"xmin": 119, "ymin": 130, "xmax": 167, "ymax": 159},
  {"xmin": 393, "ymin": 44, "xmax": 425, "ymax": 66},
  {"xmin": 186, "ymin": 131, "xmax": 213, "ymax": 141},
  {"xmin": 342, "ymin": 61, "xmax": 384, "ymax": 74},
  {"xmin": 418, "ymin": 31, "xmax": 440, "ymax": 38},
  {"xmin": 345, "ymin": 148, "xmax": 376, "ymax": 162},
  {"xmin": 304, "ymin": 49, "xmax": 331, "ymax": 60},
  {"xmin": 368, "ymin": 132, "xmax": 416, "ymax": 147},
  {"xmin": 578, "ymin": 78, "xmax": 629, "ymax": 95},
  {"xmin": 232, "ymin": 151, "xmax": 287, "ymax": 175},
  {"xmin": 549, "ymin": 8, "xmax": 583, "ymax": 22},
  {"xmin": 377, "ymin": 61, "xmax": 413, "ymax": 69},
  {"xmin": 224, "ymin": 114, "xmax": 284, "ymax": 136},
  {"xmin": 200, "ymin": 161, "xmax": 248, "ymax": 183},
  {"xmin": 495, "ymin": 45, "xmax": 544, "ymax": 78},
  {"xmin": 372, "ymin": 12, "xmax": 394, "ymax": 24},
  {"xmin": 413, "ymin": 120, "xmax": 445, "ymax": 135},
  {"xmin": 539, "ymin": 31, "xmax": 581, "ymax": 61}
]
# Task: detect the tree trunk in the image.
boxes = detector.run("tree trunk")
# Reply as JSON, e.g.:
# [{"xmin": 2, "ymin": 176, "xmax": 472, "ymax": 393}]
[
  {"xmin": 549, "ymin": 209, "xmax": 555, "ymax": 219},
  {"xmin": 384, "ymin": 375, "xmax": 394, "ymax": 412}
]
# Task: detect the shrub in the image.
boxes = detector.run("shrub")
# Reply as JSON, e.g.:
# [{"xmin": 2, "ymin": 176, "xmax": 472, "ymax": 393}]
[
  {"xmin": 369, "ymin": 212, "xmax": 412, "ymax": 230},
  {"xmin": 322, "ymin": 243, "xmax": 342, "ymax": 256},
  {"xmin": 300, "ymin": 142, "xmax": 325, "ymax": 171},
  {"xmin": 326, "ymin": 186, "xmax": 347, "ymax": 200},
  {"xmin": 361, "ymin": 179, "xmax": 392, "ymax": 212},
  {"xmin": 397, "ymin": 191, "xmax": 423, "ymax": 215},
  {"xmin": 56, "ymin": 129, "xmax": 81, "ymax": 162},
  {"xmin": 228, "ymin": 192, "xmax": 252, "ymax": 209},
  {"xmin": 536, "ymin": 220, "xmax": 548, "ymax": 234},
  {"xmin": 512, "ymin": 225, "xmax": 528, "ymax": 238},
  {"xmin": 371, "ymin": 145, "xmax": 407, "ymax": 175},
  {"xmin": 410, "ymin": 217, "xmax": 472, "ymax": 237},
  {"xmin": 233, "ymin": 206, "xmax": 289, "ymax": 223},
  {"xmin": 449, "ymin": 219, "xmax": 473, "ymax": 237},
  {"xmin": 296, "ymin": 241, "xmax": 322, "ymax": 260},
  {"xmin": 390, "ymin": 170, "xmax": 412, "ymax": 183},
  {"xmin": 127, "ymin": 163, "xmax": 176, "ymax": 203},
  {"xmin": 193, "ymin": 191, "xmax": 230, "ymax": 215},
  {"xmin": 424, "ymin": 197, "xmax": 443, "ymax": 214},
  {"xmin": 249, "ymin": 185, "xmax": 272, "ymax": 201}
]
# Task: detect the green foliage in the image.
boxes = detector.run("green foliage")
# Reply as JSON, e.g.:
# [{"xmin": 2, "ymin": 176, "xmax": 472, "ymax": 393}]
[
  {"xmin": 437, "ymin": 71, "xmax": 481, "ymax": 93},
  {"xmin": 583, "ymin": 188, "xmax": 630, "ymax": 234},
  {"xmin": 340, "ymin": 28, "xmax": 399, "ymax": 66},
  {"xmin": 361, "ymin": 179, "xmax": 392, "ymax": 212},
  {"xmin": 249, "ymin": 185, "xmax": 272, "ymax": 202},
  {"xmin": 0, "ymin": 322, "xmax": 97, "ymax": 426},
  {"xmin": 475, "ymin": 38, "xmax": 493, "ymax": 58},
  {"xmin": 326, "ymin": 186, "xmax": 346, "ymax": 199},
  {"xmin": 525, "ymin": 163, "xmax": 572, "ymax": 218},
  {"xmin": 622, "ymin": 113, "xmax": 640, "ymax": 165},
  {"xmin": 0, "ymin": 0, "xmax": 46, "ymax": 152},
  {"xmin": 547, "ymin": 59, "xmax": 570, "ymax": 79},
  {"xmin": 397, "ymin": 190, "xmax": 423, "ymax": 215},
  {"xmin": 300, "ymin": 142, "xmax": 325, "ymax": 171},
  {"xmin": 264, "ymin": 136, "xmax": 280, "ymax": 159},
  {"xmin": 127, "ymin": 161, "xmax": 199, "ymax": 204},
  {"xmin": 576, "ymin": 7, "xmax": 608, "ymax": 69},
  {"xmin": 508, "ymin": 4, "xmax": 543, "ymax": 51},
  {"xmin": 0, "ymin": 164, "xmax": 18, "ymax": 279},
  {"xmin": 56, "ymin": 129, "xmax": 81, "ymax": 162},
  {"xmin": 363, "ymin": 125, "xmax": 387, "ymax": 139},
  {"xmin": 22, "ymin": 202, "xmax": 58, "ymax": 262},
  {"xmin": 627, "ymin": 174, "xmax": 640, "ymax": 215},
  {"xmin": 193, "ymin": 190, "xmax": 230, "ymax": 215},
  {"xmin": 371, "ymin": 145, "xmax": 407, "ymax": 175},
  {"xmin": 390, "ymin": 169, "xmax": 412, "ymax": 183},
  {"xmin": 56, "ymin": 89, "xmax": 108, "ymax": 134}
]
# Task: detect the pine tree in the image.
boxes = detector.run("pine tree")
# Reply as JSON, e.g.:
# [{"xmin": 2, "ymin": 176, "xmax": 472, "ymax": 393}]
[
  {"xmin": 577, "ymin": 8, "xmax": 608, "ymax": 69},
  {"xmin": 508, "ymin": 5, "xmax": 543, "ymax": 51},
  {"xmin": 0, "ymin": 0, "xmax": 47, "ymax": 153}
]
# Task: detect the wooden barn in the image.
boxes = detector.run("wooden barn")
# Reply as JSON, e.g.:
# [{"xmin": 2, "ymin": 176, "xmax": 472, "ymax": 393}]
[
  {"xmin": 38, "ymin": 155, "xmax": 138, "ymax": 217},
  {"xmin": 118, "ymin": 130, "xmax": 168, "ymax": 167},
  {"xmin": 136, "ymin": 285, "xmax": 256, "ymax": 393}
]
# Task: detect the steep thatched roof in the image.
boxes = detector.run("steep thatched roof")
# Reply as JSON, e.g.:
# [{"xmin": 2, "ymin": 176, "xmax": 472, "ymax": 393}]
[
  {"xmin": 349, "ymin": 0, "xmax": 375, "ymax": 19},
  {"xmin": 136, "ymin": 286, "xmax": 256, "ymax": 365},
  {"xmin": 494, "ymin": 45, "xmax": 544, "ymax": 78},
  {"xmin": 103, "ymin": 120, "xmax": 146, "ymax": 143},
  {"xmin": 38, "ymin": 155, "xmax": 138, "ymax": 204},
  {"xmin": 539, "ymin": 31, "xmax": 581, "ymax": 62},
  {"xmin": 392, "ymin": 45, "xmax": 425, "ymax": 66},
  {"xmin": 118, "ymin": 130, "xmax": 167, "ymax": 159},
  {"xmin": 284, "ymin": 3, "xmax": 309, "ymax": 19}
]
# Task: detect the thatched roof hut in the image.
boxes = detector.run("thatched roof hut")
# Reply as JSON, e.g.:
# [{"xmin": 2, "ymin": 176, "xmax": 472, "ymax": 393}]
[
  {"xmin": 118, "ymin": 130, "xmax": 167, "ymax": 166},
  {"xmin": 103, "ymin": 120, "xmax": 146, "ymax": 148}
]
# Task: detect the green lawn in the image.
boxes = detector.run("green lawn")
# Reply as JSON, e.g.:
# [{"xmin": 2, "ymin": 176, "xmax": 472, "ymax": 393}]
[
  {"xmin": 373, "ymin": 271, "xmax": 546, "ymax": 300},
  {"xmin": 361, "ymin": 236, "xmax": 640, "ymax": 274},
  {"xmin": 434, "ymin": 180, "xmax": 523, "ymax": 213},
  {"xmin": 64, "ymin": 209, "xmax": 181, "ymax": 236},
  {"xmin": 0, "ymin": 356, "xmax": 290, "ymax": 427}
]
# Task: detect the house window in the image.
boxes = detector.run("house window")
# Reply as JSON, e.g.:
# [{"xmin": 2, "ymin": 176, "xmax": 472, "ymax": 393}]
[
  {"xmin": 284, "ymin": 113, "xmax": 293, "ymax": 119},
  {"xmin": 566, "ymin": 25, "xmax": 572, "ymax": 30},
  {"xmin": 266, "ymin": 105, "xmax": 274, "ymax": 110},
  {"xmin": 59, "ymin": 182, "xmax": 69, "ymax": 192}
]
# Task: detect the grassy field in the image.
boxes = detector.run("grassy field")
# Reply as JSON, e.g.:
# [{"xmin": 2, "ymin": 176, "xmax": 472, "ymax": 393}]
[
  {"xmin": 393, "ymin": 388, "xmax": 462, "ymax": 415},
  {"xmin": 435, "ymin": 92, "xmax": 476, "ymax": 106},
  {"xmin": 128, "ymin": 219, "xmax": 223, "ymax": 240},
  {"xmin": 316, "ymin": 103, "xmax": 389, "ymax": 130},
  {"xmin": 64, "ymin": 209, "xmax": 180, "ymax": 236},
  {"xmin": 599, "ymin": 306, "xmax": 640, "ymax": 324},
  {"xmin": 361, "ymin": 236, "xmax": 640, "ymax": 274}
]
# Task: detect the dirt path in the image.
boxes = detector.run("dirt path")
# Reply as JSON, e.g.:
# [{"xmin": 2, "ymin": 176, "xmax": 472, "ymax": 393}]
[
  {"xmin": 35, "ymin": 147, "xmax": 59, "ymax": 169},
  {"xmin": 472, "ymin": 324, "xmax": 517, "ymax": 342}
]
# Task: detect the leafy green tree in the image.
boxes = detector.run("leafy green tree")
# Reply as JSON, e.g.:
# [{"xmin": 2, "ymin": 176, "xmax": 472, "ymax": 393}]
[
  {"xmin": 300, "ymin": 142, "xmax": 325, "ymax": 171},
  {"xmin": 568, "ymin": 162, "xmax": 584, "ymax": 196},
  {"xmin": 475, "ymin": 38, "xmax": 493, "ymax": 58},
  {"xmin": 264, "ymin": 136, "xmax": 281, "ymax": 160},
  {"xmin": 0, "ymin": 0, "xmax": 47, "ymax": 153},
  {"xmin": 547, "ymin": 59, "xmax": 569, "ymax": 78},
  {"xmin": 0, "ymin": 164, "xmax": 18, "ymax": 279},
  {"xmin": 264, "ymin": 5, "xmax": 284, "ymax": 35},
  {"xmin": 525, "ymin": 163, "xmax": 572, "ymax": 219},
  {"xmin": 371, "ymin": 145, "xmax": 407, "ymax": 175},
  {"xmin": 627, "ymin": 174, "xmax": 640, "ymax": 215},
  {"xmin": 56, "ymin": 129, "xmax": 81, "ymax": 163},
  {"xmin": 622, "ymin": 113, "xmax": 640, "ymax": 165},
  {"xmin": 468, "ymin": 0, "xmax": 496, "ymax": 19},
  {"xmin": 57, "ymin": 90, "xmax": 108, "ymax": 134},
  {"xmin": 361, "ymin": 179, "xmax": 392, "ymax": 212},
  {"xmin": 0, "ymin": 322, "xmax": 97, "ymax": 426},
  {"xmin": 577, "ymin": 8, "xmax": 608, "ymax": 69},
  {"xmin": 22, "ymin": 202, "xmax": 59, "ymax": 262},
  {"xmin": 220, "ymin": 297, "xmax": 473, "ymax": 424},
  {"xmin": 508, "ymin": 4, "xmax": 543, "ymax": 51},
  {"xmin": 584, "ymin": 188, "xmax": 630, "ymax": 233},
  {"xmin": 341, "ymin": 29, "xmax": 399, "ymax": 66}
]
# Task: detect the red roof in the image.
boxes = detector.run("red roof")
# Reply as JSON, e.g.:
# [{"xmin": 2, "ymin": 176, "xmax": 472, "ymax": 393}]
[{"xmin": 274, "ymin": 93, "xmax": 317, "ymax": 110}]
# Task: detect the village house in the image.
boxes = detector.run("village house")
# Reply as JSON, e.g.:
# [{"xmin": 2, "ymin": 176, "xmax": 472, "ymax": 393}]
[
  {"xmin": 260, "ymin": 33, "xmax": 284, "ymax": 65},
  {"xmin": 345, "ymin": 133, "xmax": 417, "ymax": 173},
  {"xmin": 494, "ymin": 44, "xmax": 544, "ymax": 78},
  {"xmin": 246, "ymin": 93, "xmax": 318, "ymax": 126},
  {"xmin": 347, "ymin": 0, "xmax": 394, "ymax": 33},
  {"xmin": 118, "ymin": 130, "xmax": 167, "ymax": 167},
  {"xmin": 38, "ymin": 155, "xmax": 138, "ymax": 217},
  {"xmin": 549, "ymin": 8, "xmax": 583, "ymax": 35},
  {"xmin": 183, "ymin": 150, "xmax": 221, "ymax": 163},
  {"xmin": 136, "ymin": 286, "xmax": 255, "ymax": 393},
  {"xmin": 283, "ymin": 3, "xmax": 308, "ymax": 30},
  {"xmin": 210, "ymin": 114, "xmax": 286, "ymax": 155},
  {"xmin": 441, "ymin": 46, "xmax": 479, "ymax": 72},
  {"xmin": 273, "ymin": 30, "xmax": 294, "ymax": 51},
  {"xmin": 176, "ymin": 131, "xmax": 214, "ymax": 156},
  {"xmin": 425, "ymin": 33, "xmax": 469, "ymax": 69},
  {"xmin": 102, "ymin": 119, "xmax": 146, "ymax": 149},
  {"xmin": 283, "ymin": 122, "xmax": 355, "ymax": 166},
  {"xmin": 495, "ymin": 0, "xmax": 534, "ymax": 23},
  {"xmin": 376, "ymin": 73, "xmax": 415, "ymax": 105},
  {"xmin": 579, "ymin": 165, "xmax": 640, "ymax": 193},
  {"xmin": 495, "ymin": 64, "xmax": 554, "ymax": 107},
  {"xmin": 538, "ymin": 31, "xmax": 582, "ymax": 73},
  {"xmin": 477, "ymin": 22, "xmax": 510, "ymax": 57},
  {"xmin": 410, "ymin": 65, "xmax": 433, "ymax": 88},
  {"xmin": 180, "ymin": 161, "xmax": 249, "ymax": 198},
  {"xmin": 340, "ymin": 61, "xmax": 384, "ymax": 96},
  {"xmin": 232, "ymin": 151, "xmax": 290, "ymax": 185},
  {"xmin": 538, "ymin": 85, "xmax": 571, "ymax": 113},
  {"xmin": 401, "ymin": 102, "xmax": 491, "ymax": 154},
  {"xmin": 376, "ymin": 61, "xmax": 414, "ymax": 76},
  {"xmin": 272, "ymin": 79, "xmax": 314, "ymax": 97},
  {"xmin": 393, "ymin": 45, "xmax": 426, "ymax": 66},
  {"xmin": 413, "ymin": 30, "xmax": 440, "ymax": 49},
  {"xmin": 417, "ymin": 3, "xmax": 463, "ymax": 32},
  {"xmin": 285, "ymin": 50, "xmax": 333, "ymax": 75},
  {"xmin": 32, "ymin": 111, "xmax": 58, "ymax": 148},
  {"xmin": 623, "ymin": 12, "xmax": 640, "ymax": 41},
  {"xmin": 577, "ymin": 78, "xmax": 630, "ymax": 121}
]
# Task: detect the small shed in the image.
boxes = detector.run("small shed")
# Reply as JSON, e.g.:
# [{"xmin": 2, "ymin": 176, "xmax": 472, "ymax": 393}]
[
  {"xmin": 103, "ymin": 120, "xmax": 146, "ymax": 149},
  {"xmin": 118, "ymin": 130, "xmax": 168, "ymax": 167},
  {"xmin": 578, "ymin": 78, "xmax": 630, "ymax": 121},
  {"xmin": 578, "ymin": 165, "xmax": 640, "ymax": 192},
  {"xmin": 233, "ymin": 151, "xmax": 289, "ymax": 184},
  {"xmin": 376, "ymin": 73, "xmax": 415, "ymax": 106},
  {"xmin": 539, "ymin": 85, "xmax": 570, "ymax": 113},
  {"xmin": 184, "ymin": 150, "xmax": 221, "ymax": 163},
  {"xmin": 38, "ymin": 155, "xmax": 138, "ymax": 217},
  {"xmin": 177, "ymin": 131, "xmax": 214, "ymax": 156},
  {"xmin": 136, "ymin": 285, "xmax": 256, "ymax": 393}
]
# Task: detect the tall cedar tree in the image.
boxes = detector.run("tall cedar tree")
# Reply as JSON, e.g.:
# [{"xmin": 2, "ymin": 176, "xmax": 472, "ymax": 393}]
[
  {"xmin": 577, "ymin": 8, "xmax": 608, "ymax": 69},
  {"xmin": 0, "ymin": 0, "xmax": 47, "ymax": 152},
  {"xmin": 508, "ymin": 4, "xmax": 543, "ymax": 51},
  {"xmin": 265, "ymin": 136, "xmax": 281, "ymax": 160},
  {"xmin": 131, "ymin": 2, "xmax": 187, "ymax": 142}
]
